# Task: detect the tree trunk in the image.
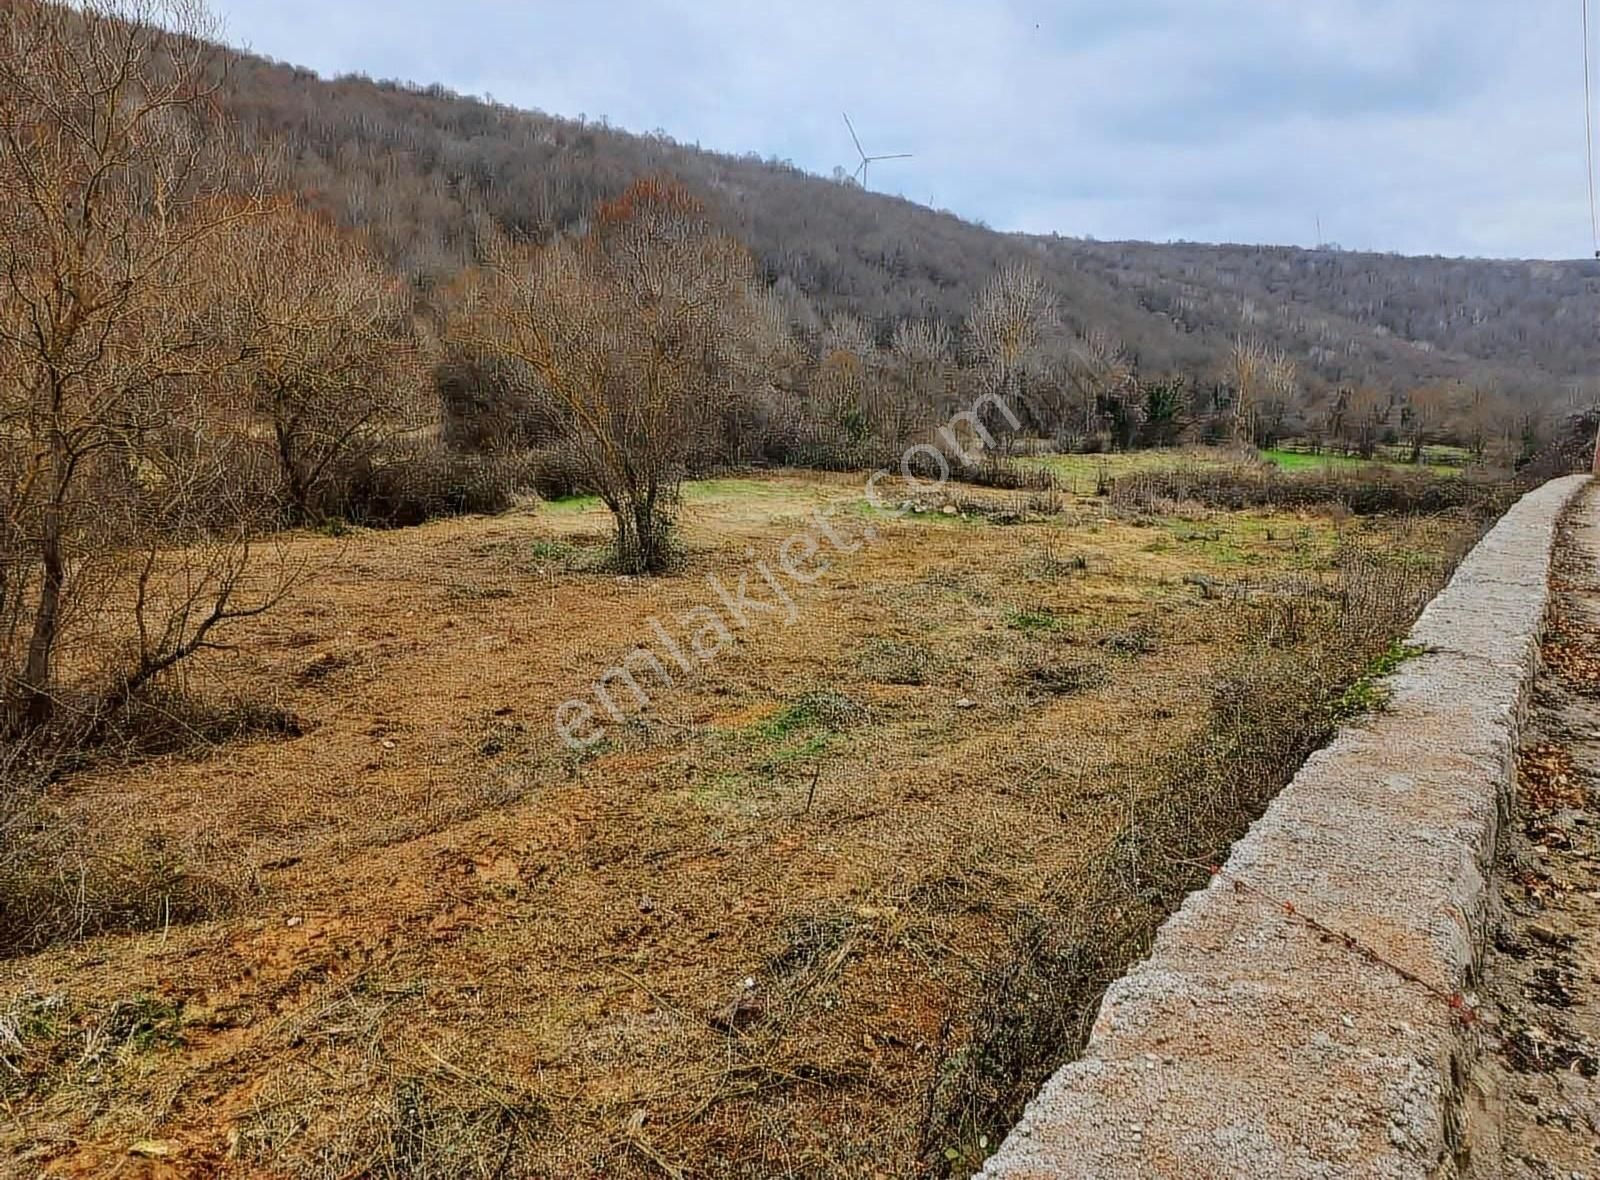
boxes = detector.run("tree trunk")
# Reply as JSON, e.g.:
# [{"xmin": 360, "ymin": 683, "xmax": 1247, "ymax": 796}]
[
  {"xmin": 609, "ymin": 486, "xmax": 673, "ymax": 575},
  {"xmin": 274, "ymin": 415, "xmax": 312, "ymax": 524},
  {"xmin": 14, "ymin": 501, "xmax": 64, "ymax": 731}
]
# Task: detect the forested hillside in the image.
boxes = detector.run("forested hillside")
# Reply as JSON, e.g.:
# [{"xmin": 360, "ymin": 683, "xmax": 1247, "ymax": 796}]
[{"xmin": 224, "ymin": 54, "xmax": 1600, "ymax": 406}]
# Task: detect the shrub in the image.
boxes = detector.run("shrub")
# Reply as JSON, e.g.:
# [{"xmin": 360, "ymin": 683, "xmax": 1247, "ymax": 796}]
[
  {"xmin": 0, "ymin": 687, "xmax": 296, "ymax": 958},
  {"xmin": 901, "ymin": 450, "xmax": 1058, "ymax": 492},
  {"xmin": 333, "ymin": 446, "xmax": 534, "ymax": 527},
  {"xmin": 1108, "ymin": 463, "xmax": 1514, "ymax": 518},
  {"xmin": 528, "ymin": 444, "xmax": 592, "ymax": 501},
  {"xmin": 0, "ymin": 785, "xmax": 243, "ymax": 960}
]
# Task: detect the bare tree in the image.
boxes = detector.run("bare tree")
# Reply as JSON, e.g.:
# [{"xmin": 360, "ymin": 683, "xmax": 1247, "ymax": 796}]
[
  {"xmin": 464, "ymin": 178, "xmax": 782, "ymax": 573},
  {"xmin": 1065, "ymin": 327, "xmax": 1131, "ymax": 443},
  {"xmin": 208, "ymin": 204, "xmax": 427, "ymax": 523},
  {"xmin": 1227, "ymin": 337, "xmax": 1294, "ymax": 449},
  {"xmin": 1227, "ymin": 338, "xmax": 1265, "ymax": 448},
  {"xmin": 884, "ymin": 319, "xmax": 953, "ymax": 448},
  {"xmin": 966, "ymin": 264, "xmax": 1058, "ymax": 453},
  {"xmin": 1459, "ymin": 385, "xmax": 1510, "ymax": 464},
  {"xmin": 1341, "ymin": 386, "xmax": 1388, "ymax": 458},
  {"xmin": 809, "ymin": 312, "xmax": 876, "ymax": 455},
  {"xmin": 1405, "ymin": 385, "xmax": 1450, "ymax": 464},
  {"xmin": 0, "ymin": 0, "xmax": 286, "ymax": 733}
]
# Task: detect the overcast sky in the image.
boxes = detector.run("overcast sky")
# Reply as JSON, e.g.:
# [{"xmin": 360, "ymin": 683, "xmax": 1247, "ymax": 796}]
[{"xmin": 211, "ymin": 1, "xmax": 1591, "ymax": 260}]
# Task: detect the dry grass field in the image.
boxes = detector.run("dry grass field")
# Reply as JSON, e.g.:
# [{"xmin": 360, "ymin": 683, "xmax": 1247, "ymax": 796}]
[{"xmin": 0, "ymin": 465, "xmax": 1481, "ymax": 1178}]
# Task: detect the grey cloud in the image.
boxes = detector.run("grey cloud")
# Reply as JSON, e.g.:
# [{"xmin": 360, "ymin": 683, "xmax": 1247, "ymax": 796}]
[{"xmin": 211, "ymin": 0, "xmax": 1592, "ymax": 259}]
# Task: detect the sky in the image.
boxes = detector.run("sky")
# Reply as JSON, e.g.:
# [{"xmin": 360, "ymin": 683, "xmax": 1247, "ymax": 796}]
[{"xmin": 210, "ymin": 1, "xmax": 1593, "ymax": 260}]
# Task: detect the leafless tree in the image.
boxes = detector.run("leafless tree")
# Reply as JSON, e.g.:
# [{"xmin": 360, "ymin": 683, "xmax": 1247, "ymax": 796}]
[
  {"xmin": 1065, "ymin": 327, "xmax": 1132, "ymax": 442},
  {"xmin": 885, "ymin": 319, "xmax": 953, "ymax": 448},
  {"xmin": 1405, "ymin": 385, "xmax": 1449, "ymax": 464},
  {"xmin": 207, "ymin": 203, "xmax": 428, "ymax": 523},
  {"xmin": 810, "ymin": 312, "xmax": 876, "ymax": 450},
  {"xmin": 1340, "ymin": 386, "xmax": 1389, "ymax": 458},
  {"xmin": 966, "ymin": 264, "xmax": 1057, "ymax": 451},
  {"xmin": 0, "ymin": 0, "xmax": 290, "ymax": 733},
  {"xmin": 464, "ymin": 178, "xmax": 783, "ymax": 573},
  {"xmin": 1227, "ymin": 337, "xmax": 1295, "ymax": 449}
]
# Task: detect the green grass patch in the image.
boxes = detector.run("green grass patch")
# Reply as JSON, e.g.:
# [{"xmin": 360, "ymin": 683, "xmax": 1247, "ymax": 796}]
[
  {"xmin": 540, "ymin": 493, "xmax": 603, "ymax": 514},
  {"xmin": 1261, "ymin": 447, "xmax": 1459, "ymax": 477},
  {"xmin": 706, "ymin": 690, "xmax": 869, "ymax": 780},
  {"xmin": 1333, "ymin": 639, "xmax": 1426, "ymax": 720},
  {"xmin": 529, "ymin": 538, "xmax": 576, "ymax": 561},
  {"xmin": 1006, "ymin": 607, "xmax": 1066, "ymax": 635},
  {"xmin": 756, "ymin": 691, "xmax": 867, "ymax": 740},
  {"xmin": 1259, "ymin": 448, "xmax": 1370, "ymax": 473}
]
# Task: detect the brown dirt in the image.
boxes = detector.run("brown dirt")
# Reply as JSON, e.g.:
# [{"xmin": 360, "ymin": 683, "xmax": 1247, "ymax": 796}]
[
  {"xmin": 1470, "ymin": 513, "xmax": 1600, "ymax": 1177},
  {"xmin": 0, "ymin": 471, "xmax": 1471, "ymax": 1178}
]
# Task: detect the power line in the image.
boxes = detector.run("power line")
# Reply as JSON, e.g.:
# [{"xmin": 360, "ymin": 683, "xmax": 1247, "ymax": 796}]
[{"xmin": 1585, "ymin": 0, "xmax": 1599, "ymax": 256}]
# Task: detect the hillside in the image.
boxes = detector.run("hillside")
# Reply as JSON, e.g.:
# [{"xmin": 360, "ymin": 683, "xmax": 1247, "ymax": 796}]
[
  {"xmin": 2, "ymin": 8, "xmax": 1588, "ymax": 1174},
  {"xmin": 224, "ymin": 54, "xmax": 1600, "ymax": 404}
]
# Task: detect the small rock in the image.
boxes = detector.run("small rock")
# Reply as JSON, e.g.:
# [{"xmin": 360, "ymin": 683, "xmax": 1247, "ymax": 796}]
[
  {"xmin": 1529, "ymin": 923, "xmax": 1572, "ymax": 947},
  {"xmin": 941, "ymin": 504, "xmax": 958, "ymax": 516},
  {"xmin": 710, "ymin": 993, "xmax": 765, "ymax": 1033},
  {"xmin": 955, "ymin": 698, "xmax": 977, "ymax": 710},
  {"xmin": 286, "ymin": 916, "xmax": 303, "ymax": 928},
  {"xmin": 130, "ymin": 1140, "xmax": 176, "ymax": 1158},
  {"xmin": 381, "ymin": 739, "xmax": 396, "ymax": 750},
  {"xmin": 638, "ymin": 896, "xmax": 655, "ymax": 914}
]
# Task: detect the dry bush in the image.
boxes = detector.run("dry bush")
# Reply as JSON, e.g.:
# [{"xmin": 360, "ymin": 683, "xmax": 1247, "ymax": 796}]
[
  {"xmin": 237, "ymin": 1066, "xmax": 547, "ymax": 1179},
  {"xmin": 1109, "ymin": 462, "xmax": 1515, "ymax": 518},
  {"xmin": 526, "ymin": 444, "xmax": 592, "ymax": 501},
  {"xmin": 894, "ymin": 449, "xmax": 1058, "ymax": 494},
  {"xmin": 0, "ymin": 802, "xmax": 244, "ymax": 961},
  {"xmin": 1516, "ymin": 408, "xmax": 1600, "ymax": 486},
  {"xmin": 858, "ymin": 638, "xmax": 937, "ymax": 686},
  {"xmin": 333, "ymin": 445, "xmax": 534, "ymax": 527},
  {"xmin": 0, "ymin": 685, "xmax": 296, "ymax": 958},
  {"xmin": 434, "ymin": 346, "xmax": 565, "ymax": 454},
  {"xmin": 922, "ymin": 530, "xmax": 1468, "ymax": 1168}
]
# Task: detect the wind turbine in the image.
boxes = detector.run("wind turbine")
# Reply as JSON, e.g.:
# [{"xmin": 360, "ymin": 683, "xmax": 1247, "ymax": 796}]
[{"xmin": 842, "ymin": 112, "xmax": 911, "ymax": 191}]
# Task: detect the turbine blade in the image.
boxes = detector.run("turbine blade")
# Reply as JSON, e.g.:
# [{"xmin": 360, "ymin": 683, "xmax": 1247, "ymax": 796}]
[
  {"xmin": 869, "ymin": 153, "xmax": 913, "ymax": 161},
  {"xmin": 842, "ymin": 112, "xmax": 866, "ymax": 160}
]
